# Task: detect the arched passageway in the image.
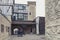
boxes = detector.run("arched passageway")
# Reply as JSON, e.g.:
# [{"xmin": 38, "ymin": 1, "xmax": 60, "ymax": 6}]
[
  {"xmin": 11, "ymin": 24, "xmax": 36, "ymax": 35},
  {"xmin": 13, "ymin": 28, "xmax": 18, "ymax": 35}
]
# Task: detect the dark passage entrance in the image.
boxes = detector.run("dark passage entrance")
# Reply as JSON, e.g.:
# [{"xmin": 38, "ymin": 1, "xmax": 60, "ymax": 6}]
[{"xmin": 11, "ymin": 24, "xmax": 36, "ymax": 35}]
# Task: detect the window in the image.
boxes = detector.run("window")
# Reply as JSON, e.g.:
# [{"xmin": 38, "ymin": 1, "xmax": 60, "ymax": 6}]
[
  {"xmin": 8, "ymin": 27, "xmax": 9, "ymax": 32},
  {"xmin": 1, "ymin": 24, "xmax": 4, "ymax": 32},
  {"xmin": 12, "ymin": 14, "xmax": 17, "ymax": 20},
  {"xmin": 19, "ymin": 14, "xmax": 23, "ymax": 18},
  {"xmin": 29, "ymin": 12, "xmax": 31, "ymax": 15},
  {"xmin": 12, "ymin": 13, "xmax": 28, "ymax": 21},
  {"xmin": 22, "ymin": 6, "xmax": 26, "ymax": 10},
  {"xmin": 18, "ymin": 5, "xmax": 26, "ymax": 10},
  {"xmin": 24, "ymin": 14, "xmax": 28, "ymax": 20},
  {"xmin": 17, "ymin": 14, "xmax": 24, "ymax": 20},
  {"xmin": 18, "ymin": 6, "xmax": 23, "ymax": 10},
  {"xmin": 6, "ymin": 26, "xmax": 9, "ymax": 32}
]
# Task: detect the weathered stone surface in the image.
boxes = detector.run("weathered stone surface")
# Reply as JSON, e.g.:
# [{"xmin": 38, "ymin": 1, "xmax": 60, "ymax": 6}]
[
  {"xmin": 46, "ymin": 0, "xmax": 60, "ymax": 40},
  {"xmin": 5, "ymin": 35, "xmax": 45, "ymax": 40}
]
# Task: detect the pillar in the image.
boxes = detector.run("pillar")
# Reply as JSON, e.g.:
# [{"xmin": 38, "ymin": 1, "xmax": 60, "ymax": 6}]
[
  {"xmin": 36, "ymin": 17, "xmax": 39, "ymax": 34},
  {"xmin": 46, "ymin": 0, "xmax": 60, "ymax": 40}
]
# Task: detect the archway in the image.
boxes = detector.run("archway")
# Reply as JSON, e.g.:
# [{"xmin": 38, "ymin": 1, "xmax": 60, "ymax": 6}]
[{"xmin": 13, "ymin": 28, "xmax": 18, "ymax": 35}]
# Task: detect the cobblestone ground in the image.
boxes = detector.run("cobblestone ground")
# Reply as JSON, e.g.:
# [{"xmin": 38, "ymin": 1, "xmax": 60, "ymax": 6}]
[{"xmin": 6, "ymin": 34, "xmax": 45, "ymax": 40}]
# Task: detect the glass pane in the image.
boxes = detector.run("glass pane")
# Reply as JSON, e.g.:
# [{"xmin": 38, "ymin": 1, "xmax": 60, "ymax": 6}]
[
  {"xmin": 1, "ymin": 24, "xmax": 4, "ymax": 32},
  {"xmin": 19, "ymin": 14, "xmax": 23, "ymax": 18},
  {"xmin": 24, "ymin": 14, "xmax": 28, "ymax": 20}
]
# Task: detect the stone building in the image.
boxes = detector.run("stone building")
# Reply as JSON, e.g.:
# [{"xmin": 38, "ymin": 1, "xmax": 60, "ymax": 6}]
[
  {"xmin": 46, "ymin": 0, "xmax": 60, "ymax": 40},
  {"xmin": 28, "ymin": 1, "xmax": 36, "ymax": 21},
  {"xmin": 11, "ymin": 2, "xmax": 36, "ymax": 35},
  {"xmin": 0, "ymin": 0, "xmax": 13, "ymax": 40},
  {"xmin": 0, "ymin": 11, "xmax": 11, "ymax": 40},
  {"xmin": 36, "ymin": 17, "xmax": 45, "ymax": 35},
  {"xmin": 12, "ymin": 4, "xmax": 28, "ymax": 21},
  {"xmin": 11, "ymin": 1, "xmax": 45, "ymax": 35}
]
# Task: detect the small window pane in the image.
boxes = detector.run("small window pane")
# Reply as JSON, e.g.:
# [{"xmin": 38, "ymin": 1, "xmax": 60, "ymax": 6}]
[
  {"xmin": 1, "ymin": 24, "xmax": 4, "ymax": 32},
  {"xmin": 29, "ymin": 12, "xmax": 31, "ymax": 15}
]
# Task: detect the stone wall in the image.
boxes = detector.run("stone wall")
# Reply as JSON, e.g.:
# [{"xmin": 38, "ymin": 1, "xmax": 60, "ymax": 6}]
[
  {"xmin": 46, "ymin": 0, "xmax": 60, "ymax": 40},
  {"xmin": 0, "ymin": 14, "xmax": 11, "ymax": 40},
  {"xmin": 28, "ymin": 2, "xmax": 36, "ymax": 21}
]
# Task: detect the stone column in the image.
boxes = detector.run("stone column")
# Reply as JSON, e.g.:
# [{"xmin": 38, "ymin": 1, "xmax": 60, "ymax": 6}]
[
  {"xmin": 46, "ymin": 0, "xmax": 60, "ymax": 40},
  {"xmin": 36, "ymin": 17, "xmax": 39, "ymax": 34}
]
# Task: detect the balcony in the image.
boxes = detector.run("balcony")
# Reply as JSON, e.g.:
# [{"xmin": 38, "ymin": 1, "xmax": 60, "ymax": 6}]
[
  {"xmin": 14, "ymin": 10, "xmax": 28, "ymax": 13},
  {"xmin": 11, "ymin": 15, "xmax": 36, "ymax": 25},
  {"xmin": 12, "ymin": 20, "xmax": 36, "ymax": 25}
]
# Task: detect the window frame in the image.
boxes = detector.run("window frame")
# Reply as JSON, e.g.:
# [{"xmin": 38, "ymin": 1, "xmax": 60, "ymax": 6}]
[{"xmin": 1, "ymin": 24, "xmax": 4, "ymax": 33}]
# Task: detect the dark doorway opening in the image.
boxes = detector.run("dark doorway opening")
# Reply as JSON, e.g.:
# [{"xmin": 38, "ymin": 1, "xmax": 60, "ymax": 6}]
[{"xmin": 11, "ymin": 24, "xmax": 36, "ymax": 35}]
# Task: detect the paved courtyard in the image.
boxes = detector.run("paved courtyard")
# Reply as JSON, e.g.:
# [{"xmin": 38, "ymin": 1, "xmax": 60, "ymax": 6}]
[{"xmin": 6, "ymin": 34, "xmax": 45, "ymax": 40}]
